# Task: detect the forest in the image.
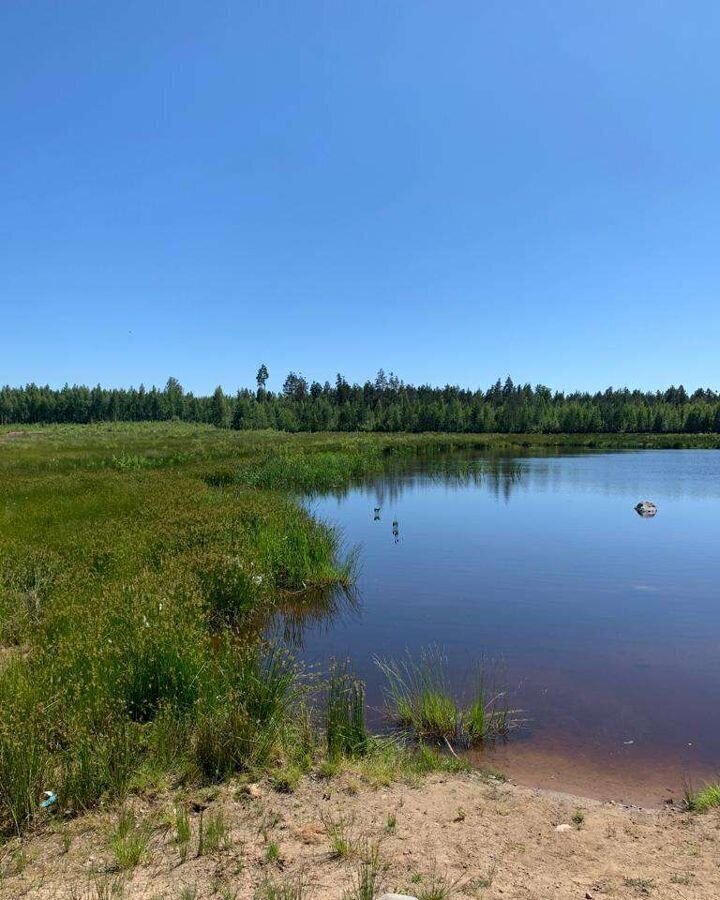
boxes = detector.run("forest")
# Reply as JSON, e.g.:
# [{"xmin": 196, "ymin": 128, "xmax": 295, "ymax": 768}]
[{"xmin": 2, "ymin": 368, "xmax": 720, "ymax": 434}]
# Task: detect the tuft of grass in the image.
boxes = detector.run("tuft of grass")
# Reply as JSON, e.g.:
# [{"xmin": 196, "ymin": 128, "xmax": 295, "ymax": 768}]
[
  {"xmin": 623, "ymin": 876, "xmax": 654, "ymax": 894},
  {"xmin": 193, "ymin": 646, "xmax": 300, "ymax": 782},
  {"xmin": 385, "ymin": 813, "xmax": 397, "ymax": 834},
  {"xmin": 254, "ymin": 874, "xmax": 307, "ymax": 900},
  {"xmin": 326, "ymin": 661, "xmax": 368, "ymax": 760},
  {"xmin": 177, "ymin": 887, "xmax": 198, "ymax": 900},
  {"xmin": 466, "ymin": 862, "xmax": 496, "ymax": 894},
  {"xmin": 271, "ymin": 764, "xmax": 303, "ymax": 794},
  {"xmin": 198, "ymin": 808, "xmax": 230, "ymax": 855},
  {"xmin": 109, "ymin": 808, "xmax": 151, "ymax": 871},
  {"xmin": 377, "ymin": 649, "xmax": 515, "ymax": 747},
  {"xmin": 265, "ymin": 841, "xmax": 281, "ymax": 864},
  {"xmin": 343, "ymin": 840, "xmax": 383, "ymax": 900},
  {"xmin": 376, "ymin": 647, "xmax": 459, "ymax": 742},
  {"xmin": 416, "ymin": 868, "xmax": 466, "ymax": 900},
  {"xmin": 173, "ymin": 805, "xmax": 191, "ymax": 861},
  {"xmin": 571, "ymin": 808, "xmax": 585, "ymax": 827},
  {"xmin": 418, "ymin": 877, "xmax": 452, "ymax": 900},
  {"xmin": 322, "ymin": 812, "xmax": 355, "ymax": 858},
  {"xmin": 60, "ymin": 826, "xmax": 72, "ymax": 854},
  {"xmin": 89, "ymin": 873, "xmax": 127, "ymax": 899},
  {"xmin": 684, "ymin": 782, "xmax": 720, "ymax": 812},
  {"xmin": 462, "ymin": 667, "xmax": 512, "ymax": 744}
]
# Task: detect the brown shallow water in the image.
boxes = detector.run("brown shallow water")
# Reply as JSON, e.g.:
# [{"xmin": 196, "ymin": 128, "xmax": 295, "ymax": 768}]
[
  {"xmin": 282, "ymin": 450, "xmax": 720, "ymax": 804},
  {"xmin": 475, "ymin": 734, "xmax": 714, "ymax": 807}
]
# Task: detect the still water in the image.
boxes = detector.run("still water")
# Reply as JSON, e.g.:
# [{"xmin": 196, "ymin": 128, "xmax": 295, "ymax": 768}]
[{"xmin": 286, "ymin": 451, "xmax": 720, "ymax": 802}]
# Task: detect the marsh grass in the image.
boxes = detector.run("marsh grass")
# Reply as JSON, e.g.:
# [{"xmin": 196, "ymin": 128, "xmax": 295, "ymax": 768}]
[
  {"xmin": 377, "ymin": 649, "xmax": 514, "ymax": 747},
  {"xmin": 326, "ymin": 661, "xmax": 368, "ymax": 760},
  {"xmin": 376, "ymin": 647, "xmax": 458, "ymax": 742},
  {"xmin": 462, "ymin": 677, "xmax": 512, "ymax": 744}
]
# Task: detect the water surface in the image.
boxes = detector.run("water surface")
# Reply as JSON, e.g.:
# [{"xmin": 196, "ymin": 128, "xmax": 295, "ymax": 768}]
[{"xmin": 287, "ymin": 451, "xmax": 720, "ymax": 802}]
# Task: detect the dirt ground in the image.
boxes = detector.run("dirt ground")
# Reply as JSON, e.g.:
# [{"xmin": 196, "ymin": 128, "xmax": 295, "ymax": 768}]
[{"xmin": 2, "ymin": 769, "xmax": 719, "ymax": 900}]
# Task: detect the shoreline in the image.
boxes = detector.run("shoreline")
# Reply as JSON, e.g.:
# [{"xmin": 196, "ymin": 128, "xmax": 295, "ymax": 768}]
[{"xmin": 469, "ymin": 724, "xmax": 720, "ymax": 809}]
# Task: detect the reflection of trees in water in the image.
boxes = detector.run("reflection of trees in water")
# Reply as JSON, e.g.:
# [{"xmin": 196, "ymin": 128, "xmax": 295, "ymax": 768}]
[
  {"xmin": 310, "ymin": 449, "xmax": 690, "ymax": 505},
  {"xmin": 263, "ymin": 584, "xmax": 361, "ymax": 649},
  {"xmin": 317, "ymin": 456, "xmax": 526, "ymax": 505}
]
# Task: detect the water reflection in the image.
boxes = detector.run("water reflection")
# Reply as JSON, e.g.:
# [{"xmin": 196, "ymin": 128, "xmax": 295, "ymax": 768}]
[
  {"xmin": 313, "ymin": 450, "xmax": 720, "ymax": 507},
  {"xmin": 310, "ymin": 455, "xmax": 525, "ymax": 505},
  {"xmin": 264, "ymin": 585, "xmax": 361, "ymax": 650}
]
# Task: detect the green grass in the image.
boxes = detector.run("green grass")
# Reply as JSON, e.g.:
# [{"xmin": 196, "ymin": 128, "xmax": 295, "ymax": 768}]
[
  {"xmin": 343, "ymin": 840, "xmax": 383, "ymax": 900},
  {"xmin": 376, "ymin": 648, "xmax": 513, "ymax": 746},
  {"xmin": 198, "ymin": 808, "xmax": 230, "ymax": 855},
  {"xmin": 173, "ymin": 805, "xmax": 191, "ymax": 861},
  {"xmin": 0, "ymin": 426, "xmax": 359, "ymax": 833},
  {"xmin": 685, "ymin": 782, "xmax": 720, "ymax": 811},
  {"xmin": 322, "ymin": 812, "xmax": 356, "ymax": 858},
  {"xmin": 325, "ymin": 661, "xmax": 368, "ymax": 760},
  {"xmin": 321, "ymin": 735, "xmax": 471, "ymax": 790},
  {"xmin": 264, "ymin": 841, "xmax": 281, "ymax": 863},
  {"xmin": 254, "ymin": 874, "xmax": 307, "ymax": 900},
  {"xmin": 109, "ymin": 808, "xmax": 151, "ymax": 870},
  {"xmin": 376, "ymin": 647, "xmax": 459, "ymax": 741}
]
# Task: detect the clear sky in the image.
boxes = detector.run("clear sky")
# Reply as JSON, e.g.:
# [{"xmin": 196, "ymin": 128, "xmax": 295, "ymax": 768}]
[{"xmin": 2, "ymin": 1, "xmax": 719, "ymax": 394}]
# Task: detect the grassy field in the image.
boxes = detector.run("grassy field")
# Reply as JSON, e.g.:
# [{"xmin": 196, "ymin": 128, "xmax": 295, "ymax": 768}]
[{"xmin": 2, "ymin": 423, "xmax": 719, "ymax": 836}]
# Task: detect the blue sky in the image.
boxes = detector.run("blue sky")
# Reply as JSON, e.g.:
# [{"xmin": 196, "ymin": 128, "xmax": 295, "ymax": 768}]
[{"xmin": 2, "ymin": 1, "xmax": 719, "ymax": 394}]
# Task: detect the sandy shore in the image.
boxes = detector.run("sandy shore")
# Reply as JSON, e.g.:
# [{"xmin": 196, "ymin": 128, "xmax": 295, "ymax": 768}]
[{"xmin": 3, "ymin": 768, "xmax": 719, "ymax": 899}]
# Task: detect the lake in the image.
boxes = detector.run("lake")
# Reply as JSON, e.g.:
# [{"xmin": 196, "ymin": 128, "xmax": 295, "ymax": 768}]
[{"xmin": 282, "ymin": 450, "xmax": 720, "ymax": 804}]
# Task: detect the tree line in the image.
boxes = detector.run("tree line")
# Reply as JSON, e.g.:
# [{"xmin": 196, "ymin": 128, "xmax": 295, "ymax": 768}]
[{"xmin": 2, "ymin": 369, "xmax": 720, "ymax": 434}]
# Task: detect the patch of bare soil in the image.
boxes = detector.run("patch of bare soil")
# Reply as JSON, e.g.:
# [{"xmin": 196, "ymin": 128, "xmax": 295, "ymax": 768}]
[{"xmin": 3, "ymin": 772, "xmax": 719, "ymax": 899}]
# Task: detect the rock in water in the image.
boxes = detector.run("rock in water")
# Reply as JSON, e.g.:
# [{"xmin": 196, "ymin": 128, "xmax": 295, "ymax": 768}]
[{"xmin": 634, "ymin": 500, "xmax": 657, "ymax": 517}]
